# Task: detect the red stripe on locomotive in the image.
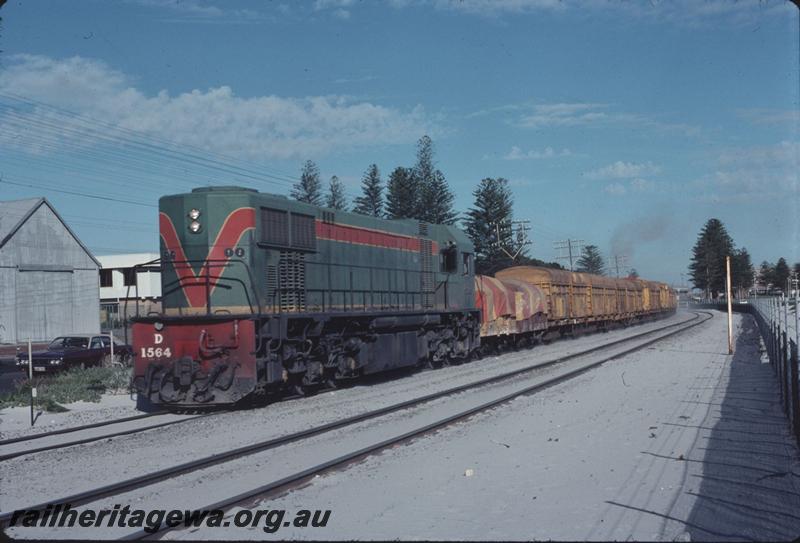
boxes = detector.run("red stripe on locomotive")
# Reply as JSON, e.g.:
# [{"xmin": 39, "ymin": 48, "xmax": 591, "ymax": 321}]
[{"xmin": 159, "ymin": 207, "xmax": 256, "ymax": 307}]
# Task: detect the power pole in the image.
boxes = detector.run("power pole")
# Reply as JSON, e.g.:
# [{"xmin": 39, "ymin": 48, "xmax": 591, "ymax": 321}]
[
  {"xmin": 553, "ymin": 239, "xmax": 584, "ymax": 271},
  {"xmin": 610, "ymin": 254, "xmax": 629, "ymax": 278},
  {"xmin": 491, "ymin": 220, "xmax": 532, "ymax": 261}
]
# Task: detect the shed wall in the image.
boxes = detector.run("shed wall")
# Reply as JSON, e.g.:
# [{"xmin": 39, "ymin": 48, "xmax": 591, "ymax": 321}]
[{"xmin": 0, "ymin": 204, "xmax": 99, "ymax": 343}]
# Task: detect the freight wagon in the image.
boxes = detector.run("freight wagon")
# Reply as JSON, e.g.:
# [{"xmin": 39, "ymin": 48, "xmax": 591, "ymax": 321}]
[{"xmin": 478, "ymin": 266, "xmax": 676, "ymax": 343}]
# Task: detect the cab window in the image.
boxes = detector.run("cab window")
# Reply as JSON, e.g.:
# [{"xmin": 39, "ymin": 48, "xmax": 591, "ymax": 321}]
[
  {"xmin": 462, "ymin": 253, "xmax": 472, "ymax": 275},
  {"xmin": 441, "ymin": 244, "xmax": 458, "ymax": 273}
]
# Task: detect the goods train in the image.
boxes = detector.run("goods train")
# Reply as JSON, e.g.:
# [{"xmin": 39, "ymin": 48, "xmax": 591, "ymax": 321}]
[{"xmin": 131, "ymin": 186, "xmax": 676, "ymax": 408}]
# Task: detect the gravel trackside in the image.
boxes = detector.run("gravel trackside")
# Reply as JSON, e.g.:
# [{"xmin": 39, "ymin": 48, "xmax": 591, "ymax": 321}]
[{"xmin": 163, "ymin": 312, "xmax": 800, "ymax": 541}]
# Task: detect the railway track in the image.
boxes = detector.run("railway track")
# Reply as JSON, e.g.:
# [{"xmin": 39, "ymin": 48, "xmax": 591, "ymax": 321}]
[
  {"xmin": 0, "ymin": 311, "xmax": 690, "ymax": 463},
  {"xmin": 0, "ymin": 411, "xmax": 167, "ymax": 446},
  {"xmin": 0, "ymin": 310, "xmax": 712, "ymax": 537},
  {"xmin": 0, "ymin": 411, "xmax": 212, "ymax": 462}
]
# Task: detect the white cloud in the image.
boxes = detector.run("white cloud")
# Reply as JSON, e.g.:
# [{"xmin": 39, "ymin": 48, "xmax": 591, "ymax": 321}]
[
  {"xmin": 503, "ymin": 145, "xmax": 572, "ymax": 160},
  {"xmin": 629, "ymin": 178, "xmax": 656, "ymax": 192},
  {"xmin": 470, "ymin": 100, "xmax": 700, "ymax": 138},
  {"xmin": 314, "ymin": 0, "xmax": 353, "ymax": 18},
  {"xmin": 693, "ymin": 141, "xmax": 799, "ymax": 203},
  {"xmin": 129, "ymin": 0, "xmax": 263, "ymax": 22},
  {"xmin": 603, "ymin": 183, "xmax": 627, "ymax": 196},
  {"xmin": 0, "ymin": 55, "xmax": 437, "ymax": 160},
  {"xmin": 586, "ymin": 161, "xmax": 662, "ymax": 180},
  {"xmin": 718, "ymin": 140, "xmax": 800, "ymax": 168},
  {"xmin": 432, "ymin": 0, "xmax": 565, "ymax": 16},
  {"xmin": 314, "ymin": 0, "xmax": 354, "ymax": 9},
  {"xmin": 737, "ymin": 108, "xmax": 800, "ymax": 125},
  {"xmin": 389, "ymin": 0, "xmax": 792, "ymax": 25},
  {"xmin": 517, "ymin": 103, "xmax": 610, "ymax": 129}
]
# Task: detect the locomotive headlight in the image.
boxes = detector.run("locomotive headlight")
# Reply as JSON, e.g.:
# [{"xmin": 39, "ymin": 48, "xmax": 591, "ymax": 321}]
[
  {"xmin": 189, "ymin": 220, "xmax": 202, "ymax": 233},
  {"xmin": 154, "ymin": 321, "xmax": 164, "ymax": 331},
  {"xmin": 189, "ymin": 208, "xmax": 201, "ymax": 220}
]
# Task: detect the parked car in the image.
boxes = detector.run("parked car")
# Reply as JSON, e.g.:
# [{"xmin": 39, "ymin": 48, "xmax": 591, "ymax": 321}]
[{"xmin": 15, "ymin": 335, "xmax": 133, "ymax": 373}]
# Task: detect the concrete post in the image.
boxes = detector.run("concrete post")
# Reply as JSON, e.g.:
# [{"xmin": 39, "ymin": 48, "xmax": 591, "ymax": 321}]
[
  {"xmin": 28, "ymin": 338, "xmax": 35, "ymax": 427},
  {"xmin": 794, "ymin": 294, "xmax": 800, "ymax": 362},
  {"xmin": 726, "ymin": 256, "xmax": 733, "ymax": 354}
]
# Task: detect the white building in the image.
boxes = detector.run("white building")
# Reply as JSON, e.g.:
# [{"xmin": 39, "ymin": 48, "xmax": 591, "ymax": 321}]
[{"xmin": 96, "ymin": 253, "xmax": 161, "ymax": 330}]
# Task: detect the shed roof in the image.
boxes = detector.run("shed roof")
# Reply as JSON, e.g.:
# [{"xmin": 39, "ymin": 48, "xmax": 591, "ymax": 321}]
[{"xmin": 0, "ymin": 197, "xmax": 101, "ymax": 266}]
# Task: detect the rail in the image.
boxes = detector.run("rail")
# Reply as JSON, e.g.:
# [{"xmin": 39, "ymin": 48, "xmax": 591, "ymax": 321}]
[{"xmin": 691, "ymin": 295, "xmax": 800, "ymax": 445}]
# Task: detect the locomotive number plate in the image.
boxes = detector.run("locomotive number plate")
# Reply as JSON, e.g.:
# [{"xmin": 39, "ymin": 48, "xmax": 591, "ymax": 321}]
[{"xmin": 140, "ymin": 347, "xmax": 172, "ymax": 359}]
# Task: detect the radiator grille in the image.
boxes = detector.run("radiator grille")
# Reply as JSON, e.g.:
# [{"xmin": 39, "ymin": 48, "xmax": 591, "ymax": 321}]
[
  {"xmin": 279, "ymin": 251, "xmax": 306, "ymax": 312},
  {"xmin": 291, "ymin": 213, "xmax": 317, "ymax": 251},
  {"xmin": 420, "ymin": 238, "xmax": 434, "ymax": 308},
  {"xmin": 261, "ymin": 207, "xmax": 289, "ymax": 246},
  {"xmin": 266, "ymin": 265, "xmax": 278, "ymax": 308}
]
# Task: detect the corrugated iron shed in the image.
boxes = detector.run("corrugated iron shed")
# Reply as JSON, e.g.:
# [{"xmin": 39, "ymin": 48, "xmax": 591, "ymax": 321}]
[{"xmin": 0, "ymin": 198, "xmax": 100, "ymax": 343}]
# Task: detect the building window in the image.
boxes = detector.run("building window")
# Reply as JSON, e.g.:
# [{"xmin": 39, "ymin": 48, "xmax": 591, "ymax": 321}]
[
  {"xmin": 122, "ymin": 268, "xmax": 137, "ymax": 287},
  {"xmin": 100, "ymin": 269, "xmax": 113, "ymax": 287}
]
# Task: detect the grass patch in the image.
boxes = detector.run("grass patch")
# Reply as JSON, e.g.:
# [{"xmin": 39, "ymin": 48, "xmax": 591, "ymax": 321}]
[{"xmin": 0, "ymin": 367, "xmax": 133, "ymax": 411}]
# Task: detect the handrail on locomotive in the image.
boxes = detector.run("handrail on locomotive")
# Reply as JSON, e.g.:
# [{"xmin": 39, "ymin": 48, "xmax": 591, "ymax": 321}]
[{"xmin": 124, "ymin": 255, "xmax": 454, "ymax": 347}]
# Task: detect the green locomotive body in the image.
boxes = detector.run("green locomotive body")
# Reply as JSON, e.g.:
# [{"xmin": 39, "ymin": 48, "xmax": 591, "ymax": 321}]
[{"xmin": 133, "ymin": 186, "xmax": 481, "ymax": 406}]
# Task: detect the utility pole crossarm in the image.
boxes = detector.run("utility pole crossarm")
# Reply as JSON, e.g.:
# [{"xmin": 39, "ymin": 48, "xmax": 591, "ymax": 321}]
[
  {"xmin": 554, "ymin": 239, "xmax": 584, "ymax": 271},
  {"xmin": 491, "ymin": 220, "xmax": 532, "ymax": 262}
]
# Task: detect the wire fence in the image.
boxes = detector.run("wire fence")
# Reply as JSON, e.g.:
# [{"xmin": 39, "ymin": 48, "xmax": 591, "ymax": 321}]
[{"xmin": 692, "ymin": 295, "xmax": 800, "ymax": 444}]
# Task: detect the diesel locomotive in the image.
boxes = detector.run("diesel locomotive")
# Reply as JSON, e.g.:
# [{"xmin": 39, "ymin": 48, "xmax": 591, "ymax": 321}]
[
  {"xmin": 131, "ymin": 186, "xmax": 481, "ymax": 406},
  {"xmin": 131, "ymin": 185, "xmax": 676, "ymax": 409}
]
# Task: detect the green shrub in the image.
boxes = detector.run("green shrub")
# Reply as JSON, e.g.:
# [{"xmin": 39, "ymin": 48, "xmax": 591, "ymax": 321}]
[{"xmin": 0, "ymin": 367, "xmax": 133, "ymax": 411}]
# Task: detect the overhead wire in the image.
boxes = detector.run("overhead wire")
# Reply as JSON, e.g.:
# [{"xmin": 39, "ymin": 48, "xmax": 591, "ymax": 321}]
[
  {"xmin": 0, "ymin": 93, "xmax": 301, "ymax": 187},
  {"xmin": 1, "ymin": 93, "xmax": 583, "ymax": 262}
]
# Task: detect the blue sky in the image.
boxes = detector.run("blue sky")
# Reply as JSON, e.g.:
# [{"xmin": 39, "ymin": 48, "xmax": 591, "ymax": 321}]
[{"xmin": 0, "ymin": 0, "xmax": 797, "ymax": 284}]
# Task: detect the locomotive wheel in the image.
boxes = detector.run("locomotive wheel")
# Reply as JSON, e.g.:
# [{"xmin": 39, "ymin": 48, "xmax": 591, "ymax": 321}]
[
  {"xmin": 291, "ymin": 384, "xmax": 306, "ymax": 397},
  {"xmin": 426, "ymin": 356, "xmax": 442, "ymax": 370},
  {"xmin": 324, "ymin": 376, "xmax": 337, "ymax": 390},
  {"xmin": 443, "ymin": 355, "xmax": 460, "ymax": 367}
]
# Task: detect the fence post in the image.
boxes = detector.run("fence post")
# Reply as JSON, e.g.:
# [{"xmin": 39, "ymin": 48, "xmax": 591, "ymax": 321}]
[
  {"xmin": 773, "ymin": 298, "xmax": 779, "ymax": 366},
  {"xmin": 769, "ymin": 298, "xmax": 774, "ymax": 365},
  {"xmin": 28, "ymin": 338, "xmax": 35, "ymax": 426},
  {"xmin": 791, "ymin": 341, "xmax": 800, "ymax": 443},
  {"xmin": 784, "ymin": 296, "xmax": 790, "ymax": 416},
  {"xmin": 781, "ymin": 331, "xmax": 792, "ymax": 416}
]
